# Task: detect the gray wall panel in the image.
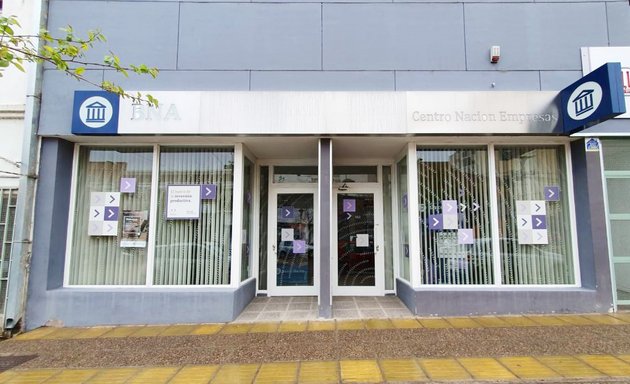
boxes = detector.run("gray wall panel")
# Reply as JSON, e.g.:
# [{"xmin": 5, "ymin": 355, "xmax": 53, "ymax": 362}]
[
  {"xmin": 540, "ymin": 71, "xmax": 582, "ymax": 91},
  {"xmin": 319, "ymin": 139, "xmax": 332, "ymax": 318},
  {"xmin": 42, "ymin": 288, "xmax": 246, "ymax": 328},
  {"xmin": 396, "ymin": 71, "xmax": 540, "ymax": 91},
  {"xmin": 607, "ymin": 3, "xmax": 630, "ymax": 46},
  {"xmin": 251, "ymin": 71, "xmax": 394, "ymax": 91},
  {"xmin": 47, "ymin": 1, "xmax": 179, "ymax": 70},
  {"xmin": 572, "ymin": 140, "xmax": 596, "ymax": 290},
  {"xmin": 26, "ymin": 139, "xmax": 74, "ymax": 329},
  {"xmin": 323, "ymin": 4, "xmax": 465, "ymax": 70},
  {"xmin": 412, "ymin": 289, "xmax": 598, "ymax": 316},
  {"xmin": 46, "ymin": 140, "xmax": 75, "ymax": 290},
  {"xmin": 39, "ymin": 70, "xmax": 103, "ymax": 136},
  {"xmin": 396, "ymin": 278, "xmax": 416, "ymax": 313},
  {"xmin": 178, "ymin": 4, "xmax": 321, "ymax": 70},
  {"xmin": 104, "ymin": 70, "xmax": 250, "ymax": 91},
  {"xmin": 465, "ymin": 3, "xmax": 608, "ymax": 71}
]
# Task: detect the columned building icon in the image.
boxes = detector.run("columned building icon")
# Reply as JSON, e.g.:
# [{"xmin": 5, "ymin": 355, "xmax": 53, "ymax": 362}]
[
  {"xmin": 572, "ymin": 89, "xmax": 595, "ymax": 116},
  {"xmin": 85, "ymin": 101, "xmax": 107, "ymax": 123}
]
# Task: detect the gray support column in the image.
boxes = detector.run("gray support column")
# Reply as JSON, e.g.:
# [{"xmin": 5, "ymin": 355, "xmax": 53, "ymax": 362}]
[
  {"xmin": 318, "ymin": 138, "xmax": 332, "ymax": 318},
  {"xmin": 571, "ymin": 139, "xmax": 614, "ymax": 311},
  {"xmin": 25, "ymin": 138, "xmax": 74, "ymax": 329}
]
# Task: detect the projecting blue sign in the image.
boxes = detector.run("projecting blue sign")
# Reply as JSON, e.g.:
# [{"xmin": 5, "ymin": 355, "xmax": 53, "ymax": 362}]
[
  {"xmin": 560, "ymin": 62, "xmax": 626, "ymax": 134},
  {"xmin": 71, "ymin": 91, "xmax": 120, "ymax": 135}
]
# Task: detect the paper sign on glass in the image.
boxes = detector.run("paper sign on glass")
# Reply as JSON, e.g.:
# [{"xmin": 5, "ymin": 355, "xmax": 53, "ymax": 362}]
[
  {"xmin": 443, "ymin": 214, "xmax": 458, "ymax": 230},
  {"xmin": 281, "ymin": 228, "xmax": 294, "ymax": 242},
  {"xmin": 166, "ymin": 185, "xmax": 201, "ymax": 220},
  {"xmin": 356, "ymin": 234, "xmax": 370, "ymax": 247},
  {"xmin": 121, "ymin": 210, "xmax": 148, "ymax": 248}
]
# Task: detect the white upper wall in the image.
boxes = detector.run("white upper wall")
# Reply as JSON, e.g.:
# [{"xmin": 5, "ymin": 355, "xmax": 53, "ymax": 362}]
[
  {"xmin": 0, "ymin": 0, "xmax": 39, "ymax": 187},
  {"xmin": 0, "ymin": 0, "xmax": 37, "ymax": 106}
]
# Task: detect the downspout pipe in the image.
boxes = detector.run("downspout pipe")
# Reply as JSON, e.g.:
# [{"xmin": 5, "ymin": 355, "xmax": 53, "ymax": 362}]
[{"xmin": 3, "ymin": 0, "xmax": 48, "ymax": 333}]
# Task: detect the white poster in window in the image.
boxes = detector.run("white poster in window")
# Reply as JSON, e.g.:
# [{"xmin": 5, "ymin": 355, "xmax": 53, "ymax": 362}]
[
  {"xmin": 281, "ymin": 228, "xmax": 294, "ymax": 242},
  {"xmin": 166, "ymin": 185, "xmax": 201, "ymax": 219},
  {"xmin": 121, "ymin": 210, "xmax": 149, "ymax": 248},
  {"xmin": 435, "ymin": 232, "xmax": 466, "ymax": 259},
  {"xmin": 356, "ymin": 234, "xmax": 370, "ymax": 247}
]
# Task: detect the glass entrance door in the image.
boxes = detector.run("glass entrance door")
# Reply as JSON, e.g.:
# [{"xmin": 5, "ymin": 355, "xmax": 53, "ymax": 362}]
[
  {"xmin": 333, "ymin": 189, "xmax": 384, "ymax": 295},
  {"xmin": 268, "ymin": 188, "xmax": 318, "ymax": 295}
]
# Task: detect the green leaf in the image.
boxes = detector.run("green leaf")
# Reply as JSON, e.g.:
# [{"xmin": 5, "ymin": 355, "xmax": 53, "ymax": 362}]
[{"xmin": 12, "ymin": 61, "xmax": 25, "ymax": 72}]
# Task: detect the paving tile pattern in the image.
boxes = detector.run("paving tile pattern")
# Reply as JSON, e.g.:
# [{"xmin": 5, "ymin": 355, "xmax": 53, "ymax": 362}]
[
  {"xmin": 0, "ymin": 355, "xmax": 628, "ymax": 384},
  {"xmin": 234, "ymin": 296, "xmax": 412, "ymax": 322},
  {"xmin": 1, "ymin": 310, "xmax": 630, "ymax": 383}
]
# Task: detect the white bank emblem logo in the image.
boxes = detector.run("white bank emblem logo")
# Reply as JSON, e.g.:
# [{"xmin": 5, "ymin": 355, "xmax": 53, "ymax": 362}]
[
  {"xmin": 79, "ymin": 96, "xmax": 114, "ymax": 128},
  {"xmin": 567, "ymin": 81, "xmax": 603, "ymax": 121}
]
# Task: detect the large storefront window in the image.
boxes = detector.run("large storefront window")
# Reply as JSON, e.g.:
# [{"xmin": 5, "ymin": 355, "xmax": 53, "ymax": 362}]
[
  {"xmin": 602, "ymin": 139, "xmax": 630, "ymax": 306},
  {"xmin": 154, "ymin": 147, "xmax": 234, "ymax": 285},
  {"xmin": 495, "ymin": 146, "xmax": 574, "ymax": 285},
  {"xmin": 413, "ymin": 144, "xmax": 575, "ymax": 286},
  {"xmin": 417, "ymin": 148, "xmax": 493, "ymax": 285},
  {"xmin": 69, "ymin": 147, "xmax": 153, "ymax": 285},
  {"xmin": 69, "ymin": 146, "xmax": 235, "ymax": 286}
]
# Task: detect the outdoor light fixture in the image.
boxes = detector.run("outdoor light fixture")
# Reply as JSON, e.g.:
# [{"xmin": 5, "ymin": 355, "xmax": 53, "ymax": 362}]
[{"xmin": 490, "ymin": 46, "xmax": 501, "ymax": 64}]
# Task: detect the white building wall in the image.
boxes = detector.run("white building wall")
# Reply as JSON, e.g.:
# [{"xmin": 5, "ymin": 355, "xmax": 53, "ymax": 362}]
[{"xmin": 0, "ymin": 0, "xmax": 36, "ymax": 187}]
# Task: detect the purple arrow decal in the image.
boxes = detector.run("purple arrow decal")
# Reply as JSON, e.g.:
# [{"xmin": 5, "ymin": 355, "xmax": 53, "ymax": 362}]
[
  {"xmin": 93, "ymin": 209, "xmax": 100, "ymax": 218},
  {"xmin": 458, "ymin": 229, "xmax": 474, "ymax": 245},
  {"xmin": 442, "ymin": 200, "xmax": 457, "ymax": 213},
  {"xmin": 534, "ymin": 203, "xmax": 542, "ymax": 212},
  {"xmin": 201, "ymin": 184, "xmax": 217, "ymax": 200},
  {"xmin": 343, "ymin": 199, "xmax": 356, "ymax": 213},
  {"xmin": 521, "ymin": 217, "xmax": 528, "ymax": 227},
  {"xmin": 280, "ymin": 207, "xmax": 295, "ymax": 219},
  {"xmin": 428, "ymin": 214, "xmax": 443, "ymax": 230},
  {"xmin": 532, "ymin": 215, "xmax": 547, "ymax": 229},
  {"xmin": 120, "ymin": 178, "xmax": 136, "ymax": 193},
  {"xmin": 293, "ymin": 240, "xmax": 306, "ymax": 254},
  {"xmin": 345, "ymin": 212, "xmax": 352, "ymax": 220},
  {"xmin": 544, "ymin": 186, "xmax": 560, "ymax": 202},
  {"xmin": 104, "ymin": 206, "xmax": 119, "ymax": 221}
]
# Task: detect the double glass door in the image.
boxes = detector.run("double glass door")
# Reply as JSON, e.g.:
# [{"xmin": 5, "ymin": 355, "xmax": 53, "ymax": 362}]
[{"xmin": 266, "ymin": 172, "xmax": 385, "ymax": 296}]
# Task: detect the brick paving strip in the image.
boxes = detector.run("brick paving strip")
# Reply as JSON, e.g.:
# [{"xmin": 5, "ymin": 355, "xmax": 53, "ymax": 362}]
[{"xmin": 0, "ymin": 313, "xmax": 628, "ymax": 383}]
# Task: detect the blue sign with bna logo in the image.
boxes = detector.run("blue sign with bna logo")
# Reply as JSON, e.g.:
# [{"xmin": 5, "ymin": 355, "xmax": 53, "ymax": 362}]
[
  {"xmin": 560, "ymin": 62, "xmax": 626, "ymax": 134},
  {"xmin": 71, "ymin": 91, "xmax": 120, "ymax": 135}
]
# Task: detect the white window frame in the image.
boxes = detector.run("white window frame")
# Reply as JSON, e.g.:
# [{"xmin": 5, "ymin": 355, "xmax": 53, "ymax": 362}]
[
  {"xmin": 407, "ymin": 137, "xmax": 581, "ymax": 289},
  {"xmin": 63, "ymin": 142, "xmax": 244, "ymax": 288}
]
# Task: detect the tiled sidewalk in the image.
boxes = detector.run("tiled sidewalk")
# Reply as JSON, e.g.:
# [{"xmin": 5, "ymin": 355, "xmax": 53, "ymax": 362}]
[
  {"xmin": 14, "ymin": 312, "xmax": 630, "ymax": 340},
  {"xmin": 3, "ymin": 312, "xmax": 630, "ymax": 383},
  {"xmin": 1, "ymin": 354, "xmax": 630, "ymax": 383},
  {"xmin": 234, "ymin": 296, "xmax": 413, "ymax": 322}
]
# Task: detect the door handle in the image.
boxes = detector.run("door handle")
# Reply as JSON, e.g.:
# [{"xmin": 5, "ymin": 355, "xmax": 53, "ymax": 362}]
[
  {"xmin": 272, "ymin": 244, "xmax": 276, "ymax": 253},
  {"xmin": 376, "ymin": 245, "xmax": 380, "ymax": 252}
]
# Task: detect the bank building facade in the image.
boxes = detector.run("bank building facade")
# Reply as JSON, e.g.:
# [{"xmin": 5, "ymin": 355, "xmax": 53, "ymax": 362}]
[{"xmin": 13, "ymin": 0, "xmax": 630, "ymax": 329}]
